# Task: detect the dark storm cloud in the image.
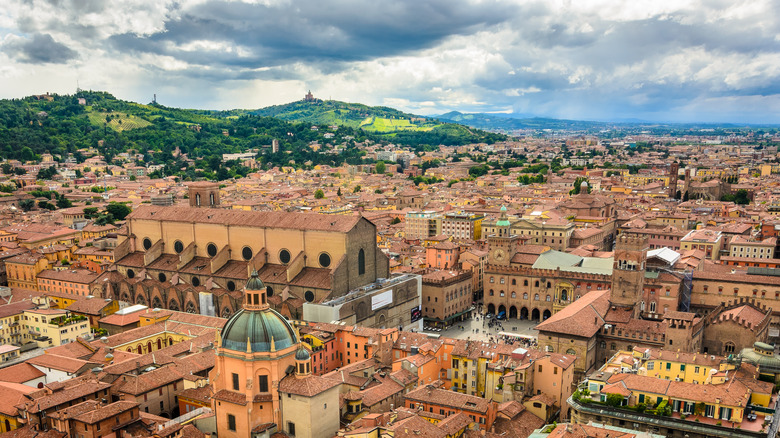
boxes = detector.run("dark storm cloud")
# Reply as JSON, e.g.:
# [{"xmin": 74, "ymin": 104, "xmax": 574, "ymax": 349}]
[
  {"xmin": 3, "ymin": 33, "xmax": 78, "ymax": 64},
  {"xmin": 108, "ymin": 0, "xmax": 517, "ymax": 68}
]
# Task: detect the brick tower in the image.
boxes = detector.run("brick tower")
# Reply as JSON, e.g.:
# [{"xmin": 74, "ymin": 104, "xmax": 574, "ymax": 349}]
[{"xmin": 610, "ymin": 234, "xmax": 648, "ymax": 318}]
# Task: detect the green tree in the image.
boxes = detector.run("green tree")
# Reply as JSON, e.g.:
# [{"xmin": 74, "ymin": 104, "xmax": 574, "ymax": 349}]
[
  {"xmin": 337, "ymin": 187, "xmax": 342, "ymax": 197},
  {"xmin": 83, "ymin": 207, "xmax": 99, "ymax": 219},
  {"xmin": 18, "ymin": 199, "xmax": 35, "ymax": 211},
  {"xmin": 375, "ymin": 160, "xmax": 386, "ymax": 174},
  {"xmin": 105, "ymin": 202, "xmax": 131, "ymax": 221},
  {"xmin": 605, "ymin": 394, "xmax": 624, "ymax": 407},
  {"xmin": 390, "ymin": 217, "xmax": 401, "ymax": 225},
  {"xmin": 314, "ymin": 189, "xmax": 324, "ymax": 199},
  {"xmin": 353, "ymin": 185, "xmax": 361, "ymax": 193},
  {"xmin": 38, "ymin": 200, "xmax": 56, "ymax": 210},
  {"xmin": 468, "ymin": 164, "xmax": 490, "ymax": 178},
  {"xmin": 56, "ymin": 196, "xmax": 72, "ymax": 209}
]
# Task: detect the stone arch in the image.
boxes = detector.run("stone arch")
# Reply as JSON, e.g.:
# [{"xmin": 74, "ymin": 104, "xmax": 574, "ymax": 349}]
[
  {"xmin": 487, "ymin": 303, "xmax": 495, "ymax": 314},
  {"xmin": 532, "ymin": 308, "xmax": 540, "ymax": 321},
  {"xmin": 152, "ymin": 296, "xmax": 163, "ymax": 309},
  {"xmin": 378, "ymin": 314, "xmax": 387, "ymax": 329},
  {"xmin": 521, "ymin": 307, "xmax": 529, "ymax": 319},
  {"xmin": 498, "ymin": 304, "xmax": 506, "ymax": 317},
  {"xmin": 509, "ymin": 306, "xmax": 518, "ymax": 319},
  {"xmin": 543, "ymin": 309, "xmax": 551, "ymax": 320},
  {"xmin": 355, "ymin": 302, "xmax": 368, "ymax": 321}
]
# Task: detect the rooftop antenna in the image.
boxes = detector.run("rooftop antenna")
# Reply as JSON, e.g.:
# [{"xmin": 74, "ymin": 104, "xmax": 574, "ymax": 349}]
[
  {"xmin": 153, "ymin": 94, "xmax": 157, "ymax": 105},
  {"xmin": 76, "ymin": 79, "xmax": 81, "ymax": 94}
]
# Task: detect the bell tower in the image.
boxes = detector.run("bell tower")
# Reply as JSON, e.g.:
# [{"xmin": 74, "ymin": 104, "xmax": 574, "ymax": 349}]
[
  {"xmin": 610, "ymin": 234, "xmax": 648, "ymax": 318},
  {"xmin": 488, "ymin": 206, "xmax": 519, "ymax": 266}
]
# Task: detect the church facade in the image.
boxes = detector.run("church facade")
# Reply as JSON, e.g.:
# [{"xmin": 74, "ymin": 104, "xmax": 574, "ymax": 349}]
[{"xmin": 97, "ymin": 205, "xmax": 390, "ymax": 320}]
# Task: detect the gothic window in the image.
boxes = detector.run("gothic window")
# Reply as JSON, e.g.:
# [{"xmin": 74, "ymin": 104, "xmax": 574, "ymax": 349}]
[
  {"xmin": 221, "ymin": 307, "xmax": 232, "ymax": 318},
  {"xmin": 523, "ymin": 293, "xmax": 528, "ymax": 300},
  {"xmin": 649, "ymin": 301, "xmax": 657, "ymax": 313},
  {"xmin": 152, "ymin": 297, "xmax": 162, "ymax": 309},
  {"xmin": 724, "ymin": 342, "xmax": 736, "ymax": 353},
  {"xmin": 169, "ymin": 300, "xmax": 180, "ymax": 311},
  {"xmin": 534, "ymin": 294, "xmax": 539, "ymax": 301},
  {"xmin": 186, "ymin": 302, "xmax": 197, "ymax": 313},
  {"xmin": 358, "ymin": 249, "xmax": 366, "ymax": 275}
]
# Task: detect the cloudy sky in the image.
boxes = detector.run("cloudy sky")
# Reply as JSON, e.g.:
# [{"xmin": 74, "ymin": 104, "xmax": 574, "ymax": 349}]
[{"xmin": 1, "ymin": 0, "xmax": 779, "ymax": 123}]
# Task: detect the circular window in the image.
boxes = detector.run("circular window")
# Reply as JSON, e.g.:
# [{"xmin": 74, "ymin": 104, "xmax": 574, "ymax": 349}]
[
  {"xmin": 319, "ymin": 252, "xmax": 331, "ymax": 268},
  {"xmin": 142, "ymin": 238, "xmax": 152, "ymax": 250},
  {"xmin": 266, "ymin": 286, "xmax": 274, "ymax": 297},
  {"xmin": 127, "ymin": 269, "xmax": 135, "ymax": 279},
  {"xmin": 158, "ymin": 273, "xmax": 167, "ymax": 282},
  {"xmin": 174, "ymin": 240, "xmax": 184, "ymax": 254},
  {"xmin": 227, "ymin": 281, "xmax": 236, "ymax": 291},
  {"xmin": 279, "ymin": 249, "xmax": 291, "ymax": 264},
  {"xmin": 192, "ymin": 276, "xmax": 200, "ymax": 287},
  {"xmin": 242, "ymin": 246, "xmax": 253, "ymax": 261},
  {"xmin": 207, "ymin": 243, "xmax": 218, "ymax": 257},
  {"xmin": 304, "ymin": 291, "xmax": 315, "ymax": 302}
]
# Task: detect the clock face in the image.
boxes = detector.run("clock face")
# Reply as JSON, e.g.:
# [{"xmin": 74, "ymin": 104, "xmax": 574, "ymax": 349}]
[{"xmin": 494, "ymin": 249, "xmax": 506, "ymax": 261}]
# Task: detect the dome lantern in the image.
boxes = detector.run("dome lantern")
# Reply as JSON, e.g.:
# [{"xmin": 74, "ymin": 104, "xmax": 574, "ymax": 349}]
[{"xmin": 244, "ymin": 270, "xmax": 269, "ymax": 311}]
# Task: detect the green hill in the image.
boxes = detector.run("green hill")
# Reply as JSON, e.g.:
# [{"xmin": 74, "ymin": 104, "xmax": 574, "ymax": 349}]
[
  {"xmin": 255, "ymin": 99, "xmax": 506, "ymax": 145},
  {"xmin": 0, "ymin": 92, "xmax": 508, "ymax": 182}
]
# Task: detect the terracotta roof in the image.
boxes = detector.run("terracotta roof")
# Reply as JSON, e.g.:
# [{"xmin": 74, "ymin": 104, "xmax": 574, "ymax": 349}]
[
  {"xmin": 0, "ymin": 301, "xmax": 36, "ymax": 319},
  {"xmin": 128, "ymin": 205, "xmax": 364, "ymax": 233},
  {"xmin": 74, "ymin": 400, "xmax": 138, "ymax": 424},
  {"xmin": 278, "ymin": 374, "xmax": 340, "ymax": 397},
  {"xmin": 0, "ymin": 363, "xmax": 45, "ymax": 383},
  {"xmin": 0, "ymin": 382, "xmax": 36, "ymax": 416},
  {"xmin": 27, "ymin": 354, "xmax": 92, "ymax": 374},
  {"xmin": 535, "ymin": 289, "xmax": 610, "ymax": 338},
  {"xmin": 404, "ymin": 385, "xmax": 489, "ymax": 413},
  {"xmin": 212, "ymin": 389, "xmax": 247, "ymax": 406}
]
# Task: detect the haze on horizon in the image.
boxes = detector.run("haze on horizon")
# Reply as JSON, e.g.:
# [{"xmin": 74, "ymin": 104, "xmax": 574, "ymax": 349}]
[{"xmin": 1, "ymin": 0, "xmax": 779, "ymax": 124}]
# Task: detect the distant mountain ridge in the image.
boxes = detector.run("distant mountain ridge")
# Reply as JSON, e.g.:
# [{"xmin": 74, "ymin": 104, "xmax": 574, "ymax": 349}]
[{"xmin": 436, "ymin": 111, "xmax": 779, "ymax": 132}]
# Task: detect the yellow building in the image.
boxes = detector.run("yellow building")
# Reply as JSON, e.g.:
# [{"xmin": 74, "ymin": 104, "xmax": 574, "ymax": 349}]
[
  {"xmin": 6, "ymin": 252, "xmax": 49, "ymax": 291},
  {"xmin": 22, "ymin": 309, "xmax": 90, "ymax": 347}
]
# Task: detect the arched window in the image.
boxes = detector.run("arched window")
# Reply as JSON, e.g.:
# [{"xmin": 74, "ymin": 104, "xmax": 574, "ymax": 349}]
[
  {"xmin": 534, "ymin": 281, "xmax": 539, "ymax": 288},
  {"xmin": 195, "ymin": 193, "xmax": 201, "ymax": 206},
  {"xmin": 523, "ymin": 293, "xmax": 528, "ymax": 300},
  {"xmin": 566, "ymin": 348, "xmax": 576, "ymax": 355},
  {"xmin": 523, "ymin": 280, "xmax": 528, "ymax": 286},
  {"xmin": 546, "ymin": 281, "xmax": 551, "ymax": 288},
  {"xmin": 561, "ymin": 290, "xmax": 568, "ymax": 301},
  {"xmin": 534, "ymin": 294, "xmax": 539, "ymax": 301},
  {"xmin": 511, "ymin": 279, "xmax": 516, "ymax": 285},
  {"xmin": 724, "ymin": 342, "xmax": 736, "ymax": 353},
  {"xmin": 546, "ymin": 295, "xmax": 551, "ymax": 301},
  {"xmin": 358, "ymin": 249, "xmax": 366, "ymax": 275},
  {"xmin": 157, "ymin": 338, "xmax": 162, "ymax": 349},
  {"xmin": 649, "ymin": 301, "xmax": 657, "ymax": 312},
  {"xmin": 209, "ymin": 193, "xmax": 215, "ymax": 206}
]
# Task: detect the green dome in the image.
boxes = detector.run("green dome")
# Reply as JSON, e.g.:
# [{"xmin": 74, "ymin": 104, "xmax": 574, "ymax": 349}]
[
  {"xmin": 221, "ymin": 308, "xmax": 298, "ymax": 353},
  {"xmin": 295, "ymin": 346, "xmax": 311, "ymax": 361},
  {"xmin": 245, "ymin": 270, "xmax": 265, "ymax": 291}
]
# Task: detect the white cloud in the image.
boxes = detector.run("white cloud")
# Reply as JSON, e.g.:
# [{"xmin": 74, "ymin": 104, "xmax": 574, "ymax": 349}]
[{"xmin": 0, "ymin": 0, "xmax": 777, "ymax": 121}]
